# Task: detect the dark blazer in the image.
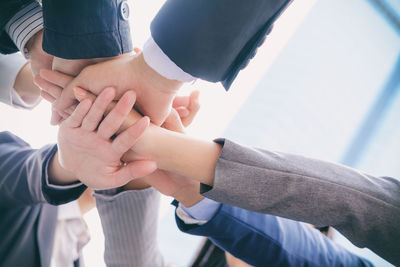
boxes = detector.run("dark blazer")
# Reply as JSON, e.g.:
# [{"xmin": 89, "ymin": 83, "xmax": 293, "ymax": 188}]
[
  {"xmin": 174, "ymin": 201, "xmax": 372, "ymax": 267},
  {"xmin": 42, "ymin": 0, "xmax": 132, "ymax": 59},
  {"xmin": 151, "ymin": 0, "xmax": 293, "ymax": 89},
  {"xmin": 0, "ymin": 132, "xmax": 85, "ymax": 267},
  {"xmin": 0, "ymin": 0, "xmax": 132, "ymax": 59},
  {"xmin": 0, "ymin": 0, "xmax": 34, "ymax": 54}
]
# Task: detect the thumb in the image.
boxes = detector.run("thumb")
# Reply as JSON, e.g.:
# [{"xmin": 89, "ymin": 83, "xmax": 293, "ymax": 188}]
[
  {"xmin": 162, "ymin": 109, "xmax": 185, "ymax": 133},
  {"xmin": 112, "ymin": 160, "xmax": 157, "ymax": 186}
]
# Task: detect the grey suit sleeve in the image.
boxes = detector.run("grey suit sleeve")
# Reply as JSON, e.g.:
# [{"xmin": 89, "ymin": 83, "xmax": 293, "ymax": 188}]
[
  {"xmin": 94, "ymin": 187, "xmax": 166, "ymax": 267},
  {"xmin": 202, "ymin": 138, "xmax": 400, "ymax": 266}
]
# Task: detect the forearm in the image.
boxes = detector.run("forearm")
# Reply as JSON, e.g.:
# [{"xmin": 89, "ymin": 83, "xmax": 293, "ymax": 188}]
[
  {"xmin": 140, "ymin": 128, "xmax": 221, "ymax": 185},
  {"xmin": 13, "ymin": 62, "xmax": 41, "ymax": 105},
  {"xmin": 47, "ymin": 150, "xmax": 78, "ymax": 185},
  {"xmin": 95, "ymin": 187, "xmax": 165, "ymax": 267},
  {"xmin": 75, "ymin": 89, "xmax": 220, "ymax": 186}
]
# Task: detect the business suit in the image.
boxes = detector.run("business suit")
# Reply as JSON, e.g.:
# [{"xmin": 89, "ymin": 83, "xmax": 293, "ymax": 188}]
[
  {"xmin": 174, "ymin": 201, "xmax": 373, "ymax": 267},
  {"xmin": 92, "ymin": 187, "xmax": 372, "ymax": 267},
  {"xmin": 0, "ymin": 0, "xmax": 132, "ymax": 59},
  {"xmin": 0, "ymin": 132, "xmax": 58, "ymax": 267},
  {"xmin": 199, "ymin": 138, "xmax": 400, "ymax": 265},
  {"xmin": 0, "ymin": 0, "xmax": 33, "ymax": 54},
  {"xmin": 151, "ymin": 0, "xmax": 292, "ymax": 88}
]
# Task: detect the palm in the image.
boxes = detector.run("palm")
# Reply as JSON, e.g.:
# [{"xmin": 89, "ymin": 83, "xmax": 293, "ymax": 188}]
[{"xmin": 58, "ymin": 126, "xmax": 125, "ymax": 188}]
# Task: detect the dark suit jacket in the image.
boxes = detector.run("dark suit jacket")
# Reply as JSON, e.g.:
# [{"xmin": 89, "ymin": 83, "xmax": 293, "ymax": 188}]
[
  {"xmin": 0, "ymin": 132, "xmax": 85, "ymax": 267},
  {"xmin": 151, "ymin": 0, "xmax": 293, "ymax": 89},
  {"xmin": 0, "ymin": 0, "xmax": 132, "ymax": 59},
  {"xmin": 174, "ymin": 201, "xmax": 372, "ymax": 267},
  {"xmin": 0, "ymin": 0, "xmax": 34, "ymax": 54}
]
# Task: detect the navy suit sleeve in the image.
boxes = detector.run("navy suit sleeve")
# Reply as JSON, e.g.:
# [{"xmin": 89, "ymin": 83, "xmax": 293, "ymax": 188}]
[
  {"xmin": 174, "ymin": 202, "xmax": 372, "ymax": 267},
  {"xmin": 0, "ymin": 132, "xmax": 86, "ymax": 207},
  {"xmin": 151, "ymin": 0, "xmax": 292, "ymax": 89},
  {"xmin": 0, "ymin": 0, "xmax": 35, "ymax": 54},
  {"xmin": 42, "ymin": 0, "xmax": 132, "ymax": 59}
]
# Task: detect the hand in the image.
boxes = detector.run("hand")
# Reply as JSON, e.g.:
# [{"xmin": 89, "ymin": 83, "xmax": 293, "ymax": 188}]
[
  {"xmin": 57, "ymin": 87, "xmax": 157, "ymax": 189},
  {"xmin": 172, "ymin": 90, "xmax": 200, "ymax": 127},
  {"xmin": 25, "ymin": 30, "xmax": 53, "ymax": 76},
  {"xmin": 48, "ymin": 52, "xmax": 183, "ymax": 126},
  {"xmin": 125, "ymin": 106, "xmax": 204, "ymax": 207}
]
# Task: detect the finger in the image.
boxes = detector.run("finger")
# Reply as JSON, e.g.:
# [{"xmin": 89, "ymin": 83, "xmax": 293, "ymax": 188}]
[
  {"xmin": 40, "ymin": 69, "xmax": 73, "ymax": 88},
  {"xmin": 34, "ymin": 75, "xmax": 63, "ymax": 99},
  {"xmin": 74, "ymin": 86, "xmax": 97, "ymax": 103},
  {"xmin": 53, "ymin": 82, "xmax": 79, "ymax": 116},
  {"xmin": 112, "ymin": 116, "xmax": 149, "ymax": 155},
  {"xmin": 64, "ymin": 99, "xmax": 92, "ymax": 128},
  {"xmin": 97, "ymin": 90, "xmax": 136, "ymax": 140},
  {"xmin": 40, "ymin": 90, "xmax": 56, "ymax": 103},
  {"xmin": 110, "ymin": 160, "xmax": 157, "ymax": 187},
  {"xmin": 81, "ymin": 87, "xmax": 116, "ymax": 131},
  {"xmin": 162, "ymin": 109, "xmax": 185, "ymax": 133},
  {"xmin": 59, "ymin": 109, "xmax": 71, "ymax": 119},
  {"xmin": 50, "ymin": 110, "xmax": 64, "ymax": 125},
  {"xmin": 65, "ymin": 103, "xmax": 77, "ymax": 116},
  {"xmin": 175, "ymin": 107, "xmax": 190, "ymax": 118},
  {"xmin": 182, "ymin": 90, "xmax": 200, "ymax": 127},
  {"xmin": 172, "ymin": 95, "xmax": 190, "ymax": 108}
]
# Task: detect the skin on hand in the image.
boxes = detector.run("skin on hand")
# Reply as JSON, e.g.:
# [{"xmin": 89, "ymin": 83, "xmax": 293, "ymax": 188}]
[
  {"xmin": 57, "ymin": 88, "xmax": 157, "ymax": 189},
  {"xmin": 25, "ymin": 29, "xmax": 53, "ymax": 76},
  {"xmin": 37, "ymin": 71, "xmax": 220, "ymax": 201},
  {"xmin": 14, "ymin": 62, "xmax": 41, "ymax": 105},
  {"xmin": 47, "ymin": 52, "xmax": 183, "ymax": 126},
  {"xmin": 124, "ymin": 107, "xmax": 205, "ymax": 207}
]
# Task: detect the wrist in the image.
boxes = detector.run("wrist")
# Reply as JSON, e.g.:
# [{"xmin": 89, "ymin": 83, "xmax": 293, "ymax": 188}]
[
  {"xmin": 133, "ymin": 53, "xmax": 183, "ymax": 92},
  {"xmin": 48, "ymin": 151, "xmax": 79, "ymax": 185}
]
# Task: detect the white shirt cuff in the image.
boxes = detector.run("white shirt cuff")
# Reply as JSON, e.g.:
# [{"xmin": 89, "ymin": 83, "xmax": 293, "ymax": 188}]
[
  {"xmin": 143, "ymin": 37, "xmax": 196, "ymax": 82},
  {"xmin": 176, "ymin": 198, "xmax": 221, "ymax": 225},
  {"xmin": 5, "ymin": 2, "xmax": 44, "ymax": 58},
  {"xmin": 11, "ymin": 88, "xmax": 41, "ymax": 109}
]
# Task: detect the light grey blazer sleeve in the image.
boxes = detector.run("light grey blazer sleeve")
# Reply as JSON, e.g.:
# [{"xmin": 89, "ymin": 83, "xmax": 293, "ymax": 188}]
[
  {"xmin": 202, "ymin": 138, "xmax": 400, "ymax": 265},
  {"xmin": 94, "ymin": 187, "xmax": 166, "ymax": 267}
]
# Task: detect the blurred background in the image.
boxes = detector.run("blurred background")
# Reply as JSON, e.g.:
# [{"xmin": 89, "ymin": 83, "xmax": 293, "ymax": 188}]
[{"xmin": 1, "ymin": 0, "xmax": 399, "ymax": 266}]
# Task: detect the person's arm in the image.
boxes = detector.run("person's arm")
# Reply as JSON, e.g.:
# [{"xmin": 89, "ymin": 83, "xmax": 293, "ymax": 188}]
[
  {"xmin": 0, "ymin": 0, "xmax": 37, "ymax": 54},
  {"xmin": 13, "ymin": 60, "xmax": 41, "ymax": 106},
  {"xmin": 0, "ymin": 131, "xmax": 79, "ymax": 207},
  {"xmin": 48, "ymin": 0, "xmax": 292, "ymax": 126},
  {"xmin": 37, "ymin": 71, "xmax": 400, "ymax": 265},
  {"xmin": 94, "ymin": 188, "xmax": 166, "ymax": 267},
  {"xmin": 148, "ymin": 0, "xmax": 291, "ymax": 89},
  {"xmin": 174, "ymin": 200, "xmax": 372, "ymax": 267},
  {"xmin": 42, "ymin": 0, "xmax": 132, "ymax": 59},
  {"xmin": 2, "ymin": 2, "xmax": 53, "ymax": 76}
]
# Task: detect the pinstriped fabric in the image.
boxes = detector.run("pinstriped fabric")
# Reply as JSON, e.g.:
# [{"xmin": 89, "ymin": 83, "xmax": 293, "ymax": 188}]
[
  {"xmin": 5, "ymin": 2, "xmax": 43, "ymax": 57},
  {"xmin": 94, "ymin": 188, "xmax": 166, "ymax": 267}
]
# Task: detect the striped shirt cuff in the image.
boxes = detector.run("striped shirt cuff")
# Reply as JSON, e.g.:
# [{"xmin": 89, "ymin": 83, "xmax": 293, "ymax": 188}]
[{"xmin": 5, "ymin": 2, "xmax": 43, "ymax": 58}]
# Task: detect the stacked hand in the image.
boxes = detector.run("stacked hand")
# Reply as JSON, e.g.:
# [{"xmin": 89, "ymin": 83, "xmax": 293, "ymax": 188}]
[
  {"xmin": 38, "ymin": 67, "xmax": 203, "ymax": 205},
  {"xmin": 57, "ymin": 88, "xmax": 157, "ymax": 189},
  {"xmin": 43, "ymin": 52, "xmax": 183, "ymax": 126}
]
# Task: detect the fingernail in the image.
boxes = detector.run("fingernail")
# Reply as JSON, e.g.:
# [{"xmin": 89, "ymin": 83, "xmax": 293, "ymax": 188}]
[{"xmin": 74, "ymin": 87, "xmax": 87, "ymax": 98}]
